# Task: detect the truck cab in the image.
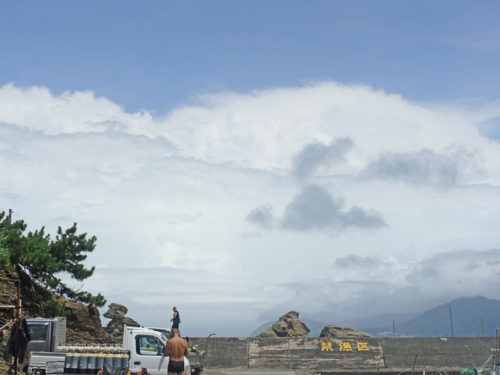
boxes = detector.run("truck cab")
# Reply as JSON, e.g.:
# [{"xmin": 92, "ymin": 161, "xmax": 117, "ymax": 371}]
[
  {"xmin": 123, "ymin": 325, "xmax": 191, "ymax": 375},
  {"xmin": 26, "ymin": 317, "xmax": 66, "ymax": 353}
]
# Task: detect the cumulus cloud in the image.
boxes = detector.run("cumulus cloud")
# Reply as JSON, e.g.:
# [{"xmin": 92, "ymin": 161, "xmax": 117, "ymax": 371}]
[
  {"xmin": 477, "ymin": 115, "xmax": 500, "ymax": 141},
  {"xmin": 246, "ymin": 204, "xmax": 274, "ymax": 229},
  {"xmin": 281, "ymin": 185, "xmax": 386, "ymax": 231},
  {"xmin": 247, "ymin": 185, "xmax": 386, "ymax": 232},
  {"xmin": 3, "ymin": 82, "xmax": 500, "ymax": 335},
  {"xmin": 0, "ymin": 84, "xmax": 154, "ymax": 136},
  {"xmin": 1, "ymin": 82, "xmax": 499, "ymax": 181},
  {"xmin": 364, "ymin": 148, "xmax": 484, "ymax": 185},
  {"xmin": 291, "ymin": 138, "xmax": 354, "ymax": 180}
]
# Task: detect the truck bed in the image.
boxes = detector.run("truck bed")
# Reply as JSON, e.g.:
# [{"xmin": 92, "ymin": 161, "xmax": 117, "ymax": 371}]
[{"xmin": 29, "ymin": 352, "xmax": 65, "ymax": 374}]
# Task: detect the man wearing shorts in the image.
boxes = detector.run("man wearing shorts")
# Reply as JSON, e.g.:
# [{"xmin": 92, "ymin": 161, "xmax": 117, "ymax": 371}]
[
  {"xmin": 165, "ymin": 328, "xmax": 189, "ymax": 375},
  {"xmin": 171, "ymin": 306, "xmax": 181, "ymax": 329}
]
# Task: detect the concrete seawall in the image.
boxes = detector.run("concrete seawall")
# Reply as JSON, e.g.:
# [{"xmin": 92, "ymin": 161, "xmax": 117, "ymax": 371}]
[{"xmin": 190, "ymin": 337, "xmax": 497, "ymax": 372}]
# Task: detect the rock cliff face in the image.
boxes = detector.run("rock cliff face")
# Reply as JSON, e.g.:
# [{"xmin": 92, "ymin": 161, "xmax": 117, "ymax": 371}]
[
  {"xmin": 0, "ymin": 269, "xmax": 110, "ymax": 344},
  {"xmin": 64, "ymin": 299, "xmax": 110, "ymax": 343},
  {"xmin": 0, "ymin": 270, "xmax": 18, "ymax": 348},
  {"xmin": 104, "ymin": 303, "xmax": 140, "ymax": 343},
  {"xmin": 319, "ymin": 324, "xmax": 373, "ymax": 339},
  {"xmin": 258, "ymin": 311, "xmax": 310, "ymax": 337}
]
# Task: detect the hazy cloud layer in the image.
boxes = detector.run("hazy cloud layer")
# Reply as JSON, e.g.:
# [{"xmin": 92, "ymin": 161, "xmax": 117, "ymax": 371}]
[
  {"xmin": 260, "ymin": 249, "xmax": 500, "ymax": 327},
  {"xmin": 364, "ymin": 148, "xmax": 484, "ymax": 185},
  {"xmin": 291, "ymin": 138, "xmax": 354, "ymax": 180}
]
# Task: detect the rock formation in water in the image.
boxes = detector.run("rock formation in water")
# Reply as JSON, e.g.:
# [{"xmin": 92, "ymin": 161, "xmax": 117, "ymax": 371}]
[
  {"xmin": 319, "ymin": 324, "xmax": 372, "ymax": 338},
  {"xmin": 104, "ymin": 303, "xmax": 140, "ymax": 342},
  {"xmin": 258, "ymin": 311, "xmax": 310, "ymax": 337}
]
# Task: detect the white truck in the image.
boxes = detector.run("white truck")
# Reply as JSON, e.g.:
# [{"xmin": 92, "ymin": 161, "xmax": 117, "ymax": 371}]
[{"xmin": 24, "ymin": 318, "xmax": 201, "ymax": 375}]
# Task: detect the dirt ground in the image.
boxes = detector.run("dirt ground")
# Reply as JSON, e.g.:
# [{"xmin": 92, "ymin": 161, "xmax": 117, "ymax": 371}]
[
  {"xmin": 0, "ymin": 367, "xmax": 305, "ymax": 375},
  {"xmin": 0, "ymin": 361, "xmax": 8, "ymax": 375},
  {"xmin": 203, "ymin": 370, "xmax": 303, "ymax": 375}
]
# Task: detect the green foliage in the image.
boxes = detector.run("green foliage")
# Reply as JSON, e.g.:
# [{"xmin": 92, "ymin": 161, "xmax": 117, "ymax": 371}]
[
  {"xmin": 0, "ymin": 211, "xmax": 106, "ymax": 307},
  {"xmin": 0, "ymin": 231, "xmax": 12, "ymax": 269},
  {"xmin": 42, "ymin": 295, "xmax": 70, "ymax": 317}
]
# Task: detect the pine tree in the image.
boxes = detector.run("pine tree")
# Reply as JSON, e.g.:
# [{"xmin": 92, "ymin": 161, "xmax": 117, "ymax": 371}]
[{"xmin": 0, "ymin": 211, "xmax": 106, "ymax": 307}]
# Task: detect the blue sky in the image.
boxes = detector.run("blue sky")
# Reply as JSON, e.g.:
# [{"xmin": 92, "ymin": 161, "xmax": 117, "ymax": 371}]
[
  {"xmin": 2, "ymin": 2, "xmax": 500, "ymax": 336},
  {"xmin": 2, "ymin": 1, "xmax": 499, "ymax": 112}
]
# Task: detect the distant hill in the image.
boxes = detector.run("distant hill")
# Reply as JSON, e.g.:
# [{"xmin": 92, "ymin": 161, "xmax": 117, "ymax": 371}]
[
  {"xmin": 365, "ymin": 296, "xmax": 500, "ymax": 337},
  {"xmin": 250, "ymin": 321, "xmax": 273, "ymax": 337}
]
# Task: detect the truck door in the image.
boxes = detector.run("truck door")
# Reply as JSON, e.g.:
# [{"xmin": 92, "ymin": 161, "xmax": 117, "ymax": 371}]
[{"xmin": 129, "ymin": 334, "xmax": 168, "ymax": 375}]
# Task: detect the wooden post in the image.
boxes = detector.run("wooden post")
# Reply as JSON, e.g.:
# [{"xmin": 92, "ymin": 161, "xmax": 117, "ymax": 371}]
[{"xmin": 13, "ymin": 281, "xmax": 21, "ymax": 375}]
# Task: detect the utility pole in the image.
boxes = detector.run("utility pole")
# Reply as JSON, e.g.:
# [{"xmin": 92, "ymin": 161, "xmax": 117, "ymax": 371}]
[
  {"xmin": 449, "ymin": 305, "xmax": 454, "ymax": 337},
  {"xmin": 7, "ymin": 209, "xmax": 21, "ymax": 375},
  {"xmin": 393, "ymin": 320, "xmax": 396, "ymax": 337},
  {"xmin": 482, "ymin": 318, "xmax": 484, "ymax": 337}
]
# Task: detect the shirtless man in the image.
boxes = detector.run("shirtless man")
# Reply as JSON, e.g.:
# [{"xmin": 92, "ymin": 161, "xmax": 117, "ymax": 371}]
[{"xmin": 165, "ymin": 328, "xmax": 189, "ymax": 375}]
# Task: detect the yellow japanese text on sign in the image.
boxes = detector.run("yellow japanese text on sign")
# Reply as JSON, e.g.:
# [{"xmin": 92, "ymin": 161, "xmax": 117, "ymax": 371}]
[{"xmin": 320, "ymin": 341, "xmax": 370, "ymax": 352}]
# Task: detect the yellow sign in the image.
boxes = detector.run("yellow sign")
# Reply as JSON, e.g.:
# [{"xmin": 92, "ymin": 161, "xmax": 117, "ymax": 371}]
[
  {"xmin": 357, "ymin": 342, "xmax": 369, "ymax": 351},
  {"xmin": 321, "ymin": 342, "xmax": 333, "ymax": 351},
  {"xmin": 339, "ymin": 342, "xmax": 353, "ymax": 351},
  {"xmin": 320, "ymin": 341, "xmax": 370, "ymax": 352}
]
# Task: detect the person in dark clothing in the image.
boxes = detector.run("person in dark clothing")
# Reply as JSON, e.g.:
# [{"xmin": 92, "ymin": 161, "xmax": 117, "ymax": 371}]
[
  {"xmin": 170, "ymin": 307, "xmax": 181, "ymax": 329},
  {"xmin": 8, "ymin": 314, "xmax": 31, "ymax": 367}
]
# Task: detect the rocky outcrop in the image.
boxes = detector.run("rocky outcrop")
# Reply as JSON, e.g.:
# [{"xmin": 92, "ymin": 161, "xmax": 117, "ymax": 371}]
[
  {"xmin": 0, "ymin": 270, "xmax": 18, "ymax": 339},
  {"xmin": 64, "ymin": 299, "xmax": 110, "ymax": 343},
  {"xmin": 319, "ymin": 324, "xmax": 373, "ymax": 339},
  {"xmin": 104, "ymin": 303, "xmax": 140, "ymax": 342},
  {"xmin": 258, "ymin": 311, "xmax": 310, "ymax": 337}
]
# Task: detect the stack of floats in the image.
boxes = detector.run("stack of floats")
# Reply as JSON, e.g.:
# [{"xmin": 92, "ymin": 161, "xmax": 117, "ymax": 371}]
[{"xmin": 57, "ymin": 345, "xmax": 130, "ymax": 374}]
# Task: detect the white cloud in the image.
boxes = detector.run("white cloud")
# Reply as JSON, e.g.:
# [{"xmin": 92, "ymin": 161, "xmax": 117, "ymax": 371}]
[{"xmin": 2, "ymin": 82, "xmax": 500, "ymax": 336}]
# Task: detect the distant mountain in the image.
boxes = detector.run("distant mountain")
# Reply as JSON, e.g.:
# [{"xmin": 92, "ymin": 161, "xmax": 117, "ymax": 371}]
[
  {"xmin": 250, "ymin": 321, "xmax": 273, "ymax": 337},
  {"xmin": 302, "ymin": 318, "xmax": 328, "ymax": 337},
  {"xmin": 366, "ymin": 296, "xmax": 500, "ymax": 337},
  {"xmin": 340, "ymin": 312, "xmax": 420, "ymax": 332}
]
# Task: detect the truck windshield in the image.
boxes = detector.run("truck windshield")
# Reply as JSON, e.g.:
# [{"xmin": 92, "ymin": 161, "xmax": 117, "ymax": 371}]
[
  {"xmin": 28, "ymin": 323, "xmax": 48, "ymax": 341},
  {"xmin": 136, "ymin": 335, "xmax": 164, "ymax": 356}
]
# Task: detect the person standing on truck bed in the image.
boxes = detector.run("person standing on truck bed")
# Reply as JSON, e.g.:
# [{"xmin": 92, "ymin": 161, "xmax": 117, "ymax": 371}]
[
  {"xmin": 165, "ymin": 328, "xmax": 189, "ymax": 375},
  {"xmin": 170, "ymin": 306, "xmax": 181, "ymax": 329}
]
